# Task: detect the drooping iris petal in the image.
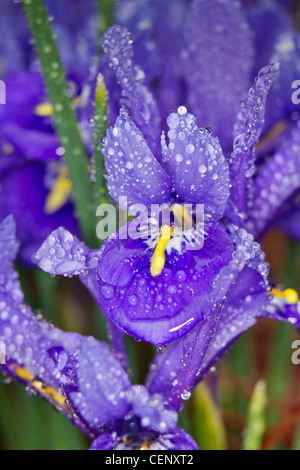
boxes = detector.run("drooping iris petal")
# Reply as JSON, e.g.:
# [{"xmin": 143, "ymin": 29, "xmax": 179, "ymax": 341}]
[
  {"xmin": 68, "ymin": 337, "xmax": 131, "ymax": 428},
  {"xmin": 0, "ymin": 216, "xmax": 23, "ymax": 304},
  {"xmin": 97, "ymin": 223, "xmax": 234, "ymax": 345},
  {"xmin": 247, "ymin": 120, "xmax": 300, "ymax": 238},
  {"xmin": 228, "ymin": 63, "xmax": 280, "ymax": 215},
  {"xmin": 182, "ymin": 0, "xmax": 253, "ymax": 150},
  {"xmin": 102, "ymin": 25, "xmax": 161, "ymax": 153},
  {"xmin": 102, "ymin": 108, "xmax": 172, "ymax": 208},
  {"xmin": 35, "ymin": 226, "xmax": 93, "ymax": 276},
  {"xmin": 163, "ymin": 108, "xmax": 230, "ymax": 221}
]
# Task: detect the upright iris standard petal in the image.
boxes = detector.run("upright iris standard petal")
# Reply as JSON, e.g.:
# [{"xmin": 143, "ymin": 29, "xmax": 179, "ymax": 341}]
[
  {"xmin": 247, "ymin": 120, "xmax": 300, "ymax": 238},
  {"xmin": 102, "ymin": 25, "xmax": 161, "ymax": 153},
  {"xmin": 102, "ymin": 108, "xmax": 173, "ymax": 208},
  {"xmin": 2, "ymin": 219, "xmax": 198, "ymax": 450},
  {"xmin": 228, "ymin": 63, "xmax": 280, "ymax": 215},
  {"xmin": 182, "ymin": 0, "xmax": 254, "ymax": 150},
  {"xmin": 163, "ymin": 108, "xmax": 230, "ymax": 220}
]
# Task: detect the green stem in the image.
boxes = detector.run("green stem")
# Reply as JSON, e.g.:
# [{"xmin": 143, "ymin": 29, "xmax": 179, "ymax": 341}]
[{"xmin": 21, "ymin": 0, "xmax": 97, "ymax": 248}]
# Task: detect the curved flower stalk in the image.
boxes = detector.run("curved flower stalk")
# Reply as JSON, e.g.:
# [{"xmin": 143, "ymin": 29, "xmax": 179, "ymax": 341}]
[{"xmin": 0, "ymin": 215, "xmax": 198, "ymax": 450}]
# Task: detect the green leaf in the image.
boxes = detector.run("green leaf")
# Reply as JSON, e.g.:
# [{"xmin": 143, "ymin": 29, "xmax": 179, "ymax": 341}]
[
  {"xmin": 21, "ymin": 0, "xmax": 97, "ymax": 248},
  {"xmin": 243, "ymin": 379, "xmax": 267, "ymax": 450},
  {"xmin": 193, "ymin": 381, "xmax": 227, "ymax": 450}
]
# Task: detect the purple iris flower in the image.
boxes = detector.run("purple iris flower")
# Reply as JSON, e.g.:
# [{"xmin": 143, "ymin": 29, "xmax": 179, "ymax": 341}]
[
  {"xmin": 34, "ymin": 217, "xmax": 299, "ymax": 410},
  {"xmin": 0, "ymin": 215, "xmax": 198, "ymax": 450},
  {"xmin": 0, "ymin": 71, "xmax": 79, "ymax": 265}
]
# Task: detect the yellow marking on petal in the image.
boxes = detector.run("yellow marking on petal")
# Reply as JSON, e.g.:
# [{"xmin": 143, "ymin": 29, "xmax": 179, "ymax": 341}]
[
  {"xmin": 271, "ymin": 287, "xmax": 299, "ymax": 304},
  {"xmin": 35, "ymin": 102, "xmax": 54, "ymax": 117},
  {"xmin": 150, "ymin": 225, "xmax": 172, "ymax": 277},
  {"xmin": 44, "ymin": 166, "xmax": 73, "ymax": 214},
  {"xmin": 9, "ymin": 364, "xmax": 70, "ymax": 410},
  {"xmin": 256, "ymin": 120, "xmax": 287, "ymax": 151},
  {"xmin": 171, "ymin": 203, "xmax": 193, "ymax": 228}
]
